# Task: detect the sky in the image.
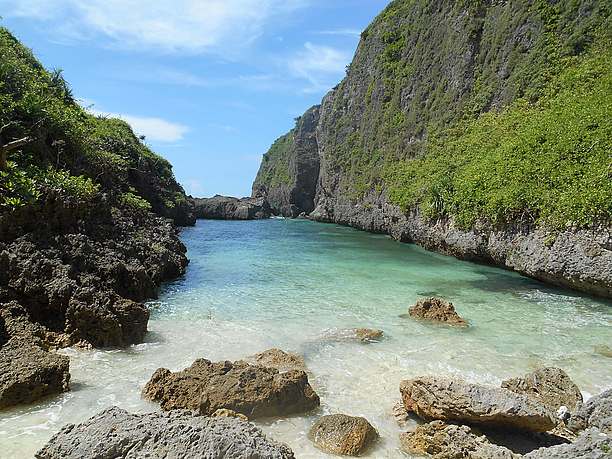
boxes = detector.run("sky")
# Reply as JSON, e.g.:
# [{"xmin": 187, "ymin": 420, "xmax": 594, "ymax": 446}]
[{"xmin": 0, "ymin": 0, "xmax": 390, "ymax": 197}]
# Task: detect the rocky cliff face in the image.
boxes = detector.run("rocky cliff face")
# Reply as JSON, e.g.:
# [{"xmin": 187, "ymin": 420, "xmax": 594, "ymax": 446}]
[{"xmin": 253, "ymin": 0, "xmax": 612, "ymax": 298}]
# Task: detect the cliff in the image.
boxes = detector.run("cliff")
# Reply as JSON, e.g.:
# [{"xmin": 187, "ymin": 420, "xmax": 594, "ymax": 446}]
[
  {"xmin": 253, "ymin": 0, "xmax": 612, "ymax": 297},
  {"xmin": 0, "ymin": 28, "xmax": 194, "ymax": 407}
]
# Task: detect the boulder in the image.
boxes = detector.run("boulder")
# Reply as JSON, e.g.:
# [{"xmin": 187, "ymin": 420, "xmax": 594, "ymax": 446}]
[
  {"xmin": 142, "ymin": 358, "xmax": 319, "ymax": 419},
  {"xmin": 321, "ymin": 328, "xmax": 384, "ymax": 344},
  {"xmin": 501, "ymin": 367, "xmax": 583, "ymax": 413},
  {"xmin": 408, "ymin": 297, "xmax": 468, "ymax": 326},
  {"xmin": 399, "ymin": 420, "xmax": 518, "ymax": 458},
  {"xmin": 35, "ymin": 406, "xmax": 295, "ymax": 459},
  {"xmin": 0, "ymin": 339, "xmax": 70, "ymax": 409},
  {"xmin": 569, "ymin": 389, "xmax": 612, "ymax": 435},
  {"xmin": 192, "ymin": 195, "xmax": 271, "ymax": 220},
  {"xmin": 400, "ymin": 376, "xmax": 556, "ymax": 432},
  {"xmin": 309, "ymin": 414, "xmax": 378, "ymax": 456},
  {"xmin": 354, "ymin": 328, "xmax": 384, "ymax": 342},
  {"xmin": 524, "ymin": 428, "xmax": 611, "ymax": 459},
  {"xmin": 248, "ymin": 348, "xmax": 306, "ymax": 372},
  {"xmin": 212, "ymin": 408, "xmax": 249, "ymax": 422}
]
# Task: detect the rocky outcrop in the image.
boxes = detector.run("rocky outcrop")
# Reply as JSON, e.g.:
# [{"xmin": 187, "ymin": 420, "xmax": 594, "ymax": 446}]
[
  {"xmin": 400, "ymin": 376, "xmax": 556, "ymax": 432},
  {"xmin": 399, "ymin": 421, "xmax": 518, "ymax": 458},
  {"xmin": 501, "ymin": 367, "xmax": 583, "ymax": 414},
  {"xmin": 569, "ymin": 389, "xmax": 612, "ymax": 435},
  {"xmin": 407, "ymin": 297, "xmax": 467, "ymax": 326},
  {"xmin": 354, "ymin": 328, "xmax": 384, "ymax": 342},
  {"xmin": 35, "ymin": 406, "xmax": 295, "ymax": 459},
  {"xmin": 524, "ymin": 428, "xmax": 611, "ymax": 459},
  {"xmin": 320, "ymin": 327, "xmax": 384, "ymax": 344},
  {"xmin": 309, "ymin": 414, "xmax": 378, "ymax": 456},
  {"xmin": 247, "ymin": 348, "xmax": 306, "ymax": 372},
  {"xmin": 192, "ymin": 195, "xmax": 271, "ymax": 220},
  {"xmin": 252, "ymin": 106, "xmax": 320, "ymax": 217},
  {"xmin": 142, "ymin": 358, "xmax": 320, "ymax": 419}
]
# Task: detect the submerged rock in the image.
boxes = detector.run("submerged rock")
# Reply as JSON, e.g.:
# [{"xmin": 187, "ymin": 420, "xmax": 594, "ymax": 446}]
[
  {"xmin": 309, "ymin": 414, "xmax": 378, "ymax": 456},
  {"xmin": 248, "ymin": 348, "xmax": 306, "ymax": 372},
  {"xmin": 569, "ymin": 389, "xmax": 612, "ymax": 435},
  {"xmin": 354, "ymin": 328, "xmax": 384, "ymax": 342},
  {"xmin": 399, "ymin": 420, "xmax": 518, "ymax": 458},
  {"xmin": 192, "ymin": 195, "xmax": 271, "ymax": 220},
  {"xmin": 524, "ymin": 428, "xmax": 611, "ymax": 458},
  {"xmin": 142, "ymin": 358, "xmax": 319, "ymax": 419},
  {"xmin": 400, "ymin": 376, "xmax": 556, "ymax": 432},
  {"xmin": 35, "ymin": 406, "xmax": 295, "ymax": 459},
  {"xmin": 407, "ymin": 297, "xmax": 468, "ymax": 326},
  {"xmin": 320, "ymin": 327, "xmax": 384, "ymax": 344},
  {"xmin": 501, "ymin": 367, "xmax": 583, "ymax": 413},
  {"xmin": 212, "ymin": 408, "xmax": 249, "ymax": 422}
]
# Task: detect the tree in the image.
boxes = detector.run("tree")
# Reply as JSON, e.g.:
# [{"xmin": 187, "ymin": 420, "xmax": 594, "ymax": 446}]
[{"xmin": 0, "ymin": 123, "xmax": 33, "ymax": 170}]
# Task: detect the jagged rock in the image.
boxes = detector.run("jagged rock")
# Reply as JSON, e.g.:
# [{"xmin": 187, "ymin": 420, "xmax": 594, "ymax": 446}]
[
  {"xmin": 0, "ymin": 339, "xmax": 69, "ymax": 409},
  {"xmin": 354, "ymin": 328, "xmax": 384, "ymax": 342},
  {"xmin": 309, "ymin": 414, "xmax": 378, "ymax": 456},
  {"xmin": 400, "ymin": 376, "xmax": 556, "ymax": 432},
  {"xmin": 248, "ymin": 348, "xmax": 306, "ymax": 372},
  {"xmin": 142, "ymin": 358, "xmax": 319, "ymax": 419},
  {"xmin": 212, "ymin": 408, "xmax": 249, "ymax": 422},
  {"xmin": 35, "ymin": 406, "xmax": 295, "ymax": 459},
  {"xmin": 524, "ymin": 428, "xmax": 611, "ymax": 458},
  {"xmin": 399, "ymin": 421, "xmax": 518, "ymax": 458},
  {"xmin": 321, "ymin": 327, "xmax": 384, "ymax": 344},
  {"xmin": 192, "ymin": 195, "xmax": 271, "ymax": 220},
  {"xmin": 501, "ymin": 367, "xmax": 583, "ymax": 413},
  {"xmin": 569, "ymin": 389, "xmax": 612, "ymax": 435},
  {"xmin": 393, "ymin": 400, "xmax": 412, "ymax": 428},
  {"xmin": 407, "ymin": 298, "xmax": 468, "ymax": 326}
]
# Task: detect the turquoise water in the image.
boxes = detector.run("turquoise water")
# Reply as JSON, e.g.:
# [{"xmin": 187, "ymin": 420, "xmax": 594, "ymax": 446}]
[{"xmin": 2, "ymin": 219, "xmax": 611, "ymax": 457}]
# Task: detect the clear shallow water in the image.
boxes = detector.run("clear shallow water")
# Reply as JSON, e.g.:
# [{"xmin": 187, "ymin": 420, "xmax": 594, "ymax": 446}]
[{"xmin": 2, "ymin": 219, "xmax": 611, "ymax": 458}]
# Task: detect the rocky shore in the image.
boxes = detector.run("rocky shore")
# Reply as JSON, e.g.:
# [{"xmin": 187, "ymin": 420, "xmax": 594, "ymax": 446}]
[{"xmin": 192, "ymin": 195, "xmax": 271, "ymax": 220}]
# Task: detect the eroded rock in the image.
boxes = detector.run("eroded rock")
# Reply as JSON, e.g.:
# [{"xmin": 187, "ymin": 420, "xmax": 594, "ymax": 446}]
[
  {"xmin": 408, "ymin": 298, "xmax": 468, "ymax": 326},
  {"xmin": 399, "ymin": 420, "xmax": 518, "ymax": 458},
  {"xmin": 569, "ymin": 389, "xmax": 612, "ymax": 435},
  {"xmin": 192, "ymin": 195, "xmax": 271, "ymax": 220},
  {"xmin": 400, "ymin": 376, "xmax": 556, "ymax": 432},
  {"xmin": 35, "ymin": 406, "xmax": 295, "ymax": 459},
  {"xmin": 524, "ymin": 428, "xmax": 611, "ymax": 458},
  {"xmin": 309, "ymin": 414, "xmax": 378, "ymax": 456},
  {"xmin": 248, "ymin": 348, "xmax": 306, "ymax": 372},
  {"xmin": 501, "ymin": 367, "xmax": 583, "ymax": 413},
  {"xmin": 142, "ymin": 358, "xmax": 319, "ymax": 419}
]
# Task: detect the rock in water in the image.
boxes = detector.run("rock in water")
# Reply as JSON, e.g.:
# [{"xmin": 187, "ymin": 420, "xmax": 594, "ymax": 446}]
[
  {"xmin": 0, "ymin": 340, "xmax": 70, "ymax": 409},
  {"xmin": 408, "ymin": 298, "xmax": 468, "ymax": 326},
  {"xmin": 192, "ymin": 195, "xmax": 271, "ymax": 220},
  {"xmin": 569, "ymin": 389, "xmax": 612, "ymax": 435},
  {"xmin": 400, "ymin": 420, "xmax": 518, "ymax": 458},
  {"xmin": 142, "ymin": 358, "xmax": 319, "ymax": 419},
  {"xmin": 248, "ymin": 348, "xmax": 306, "ymax": 372},
  {"xmin": 354, "ymin": 328, "xmax": 384, "ymax": 342},
  {"xmin": 35, "ymin": 406, "xmax": 295, "ymax": 459},
  {"xmin": 501, "ymin": 367, "xmax": 583, "ymax": 413},
  {"xmin": 524, "ymin": 428, "xmax": 611, "ymax": 459},
  {"xmin": 309, "ymin": 414, "xmax": 378, "ymax": 456},
  {"xmin": 400, "ymin": 376, "xmax": 556, "ymax": 432}
]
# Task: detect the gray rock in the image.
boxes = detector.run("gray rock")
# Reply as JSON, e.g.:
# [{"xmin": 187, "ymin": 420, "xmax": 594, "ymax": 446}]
[
  {"xmin": 569, "ymin": 389, "xmax": 612, "ymax": 435},
  {"xmin": 35, "ymin": 406, "xmax": 295, "ymax": 458},
  {"xmin": 192, "ymin": 195, "xmax": 271, "ymax": 220},
  {"xmin": 309, "ymin": 414, "xmax": 378, "ymax": 456},
  {"xmin": 400, "ymin": 420, "xmax": 518, "ymax": 458},
  {"xmin": 524, "ymin": 428, "xmax": 611, "ymax": 458},
  {"xmin": 501, "ymin": 367, "xmax": 583, "ymax": 413},
  {"xmin": 400, "ymin": 376, "xmax": 556, "ymax": 432}
]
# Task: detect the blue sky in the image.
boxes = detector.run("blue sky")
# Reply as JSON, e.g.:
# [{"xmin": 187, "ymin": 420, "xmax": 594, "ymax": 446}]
[{"xmin": 1, "ymin": 0, "xmax": 390, "ymax": 197}]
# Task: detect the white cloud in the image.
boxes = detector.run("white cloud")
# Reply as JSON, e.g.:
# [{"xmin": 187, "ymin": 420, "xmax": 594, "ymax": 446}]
[
  {"xmin": 288, "ymin": 42, "xmax": 351, "ymax": 92},
  {"xmin": 89, "ymin": 108, "xmax": 189, "ymax": 142},
  {"xmin": 1, "ymin": 0, "xmax": 308, "ymax": 54}
]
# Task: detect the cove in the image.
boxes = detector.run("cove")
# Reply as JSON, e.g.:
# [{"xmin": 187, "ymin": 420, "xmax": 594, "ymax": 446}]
[{"xmin": 2, "ymin": 219, "xmax": 611, "ymax": 457}]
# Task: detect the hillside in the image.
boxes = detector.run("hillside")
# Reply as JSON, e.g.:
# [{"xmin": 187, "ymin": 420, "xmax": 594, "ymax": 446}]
[
  {"xmin": 0, "ymin": 27, "xmax": 194, "ymax": 407},
  {"xmin": 252, "ymin": 0, "xmax": 612, "ymax": 297}
]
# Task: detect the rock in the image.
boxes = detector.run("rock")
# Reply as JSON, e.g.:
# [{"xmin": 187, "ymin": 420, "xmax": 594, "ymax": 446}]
[
  {"xmin": 569, "ymin": 389, "xmax": 612, "ymax": 435},
  {"xmin": 594, "ymin": 345, "xmax": 612, "ymax": 358},
  {"xmin": 142, "ymin": 358, "xmax": 320, "ymax": 419},
  {"xmin": 0, "ymin": 339, "xmax": 70, "ymax": 409},
  {"xmin": 248, "ymin": 348, "xmax": 306, "ymax": 372},
  {"xmin": 524, "ymin": 428, "xmax": 611, "ymax": 458},
  {"xmin": 407, "ymin": 297, "xmax": 468, "ymax": 326},
  {"xmin": 393, "ymin": 400, "xmax": 412, "ymax": 428},
  {"xmin": 354, "ymin": 328, "xmax": 384, "ymax": 342},
  {"xmin": 35, "ymin": 406, "xmax": 295, "ymax": 459},
  {"xmin": 501, "ymin": 367, "xmax": 583, "ymax": 413},
  {"xmin": 400, "ymin": 376, "xmax": 556, "ymax": 432},
  {"xmin": 399, "ymin": 420, "xmax": 518, "ymax": 458},
  {"xmin": 309, "ymin": 414, "xmax": 378, "ymax": 456},
  {"xmin": 212, "ymin": 408, "xmax": 249, "ymax": 422},
  {"xmin": 192, "ymin": 195, "xmax": 271, "ymax": 220}
]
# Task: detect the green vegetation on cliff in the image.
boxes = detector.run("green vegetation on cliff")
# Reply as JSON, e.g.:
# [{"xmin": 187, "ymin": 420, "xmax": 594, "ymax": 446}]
[
  {"xmin": 0, "ymin": 27, "xmax": 191, "ymax": 223},
  {"xmin": 256, "ymin": 132, "xmax": 294, "ymax": 188}
]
